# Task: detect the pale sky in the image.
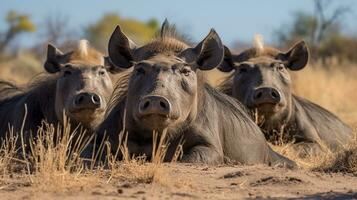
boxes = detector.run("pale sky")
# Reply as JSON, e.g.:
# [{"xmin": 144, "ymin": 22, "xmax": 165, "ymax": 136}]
[{"xmin": 1, "ymin": 0, "xmax": 356, "ymax": 48}]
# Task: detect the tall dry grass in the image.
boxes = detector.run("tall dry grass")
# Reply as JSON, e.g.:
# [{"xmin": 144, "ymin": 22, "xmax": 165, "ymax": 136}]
[
  {"xmin": 0, "ymin": 129, "xmax": 19, "ymax": 176},
  {"xmin": 0, "ymin": 114, "xmax": 105, "ymax": 192},
  {"xmin": 26, "ymin": 119, "xmax": 93, "ymax": 191},
  {"xmin": 271, "ymin": 131, "xmax": 357, "ymax": 173},
  {"xmin": 292, "ymin": 63, "xmax": 357, "ymax": 126},
  {"xmin": 0, "ymin": 114, "xmax": 180, "ymax": 192},
  {"xmin": 106, "ymin": 129, "xmax": 182, "ymax": 186}
]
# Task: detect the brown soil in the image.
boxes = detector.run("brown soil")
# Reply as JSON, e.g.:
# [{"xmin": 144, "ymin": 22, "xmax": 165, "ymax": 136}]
[{"xmin": 0, "ymin": 164, "xmax": 356, "ymax": 200}]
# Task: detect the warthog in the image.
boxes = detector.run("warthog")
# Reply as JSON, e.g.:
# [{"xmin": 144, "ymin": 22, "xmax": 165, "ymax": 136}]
[
  {"xmin": 218, "ymin": 36, "xmax": 353, "ymax": 155},
  {"xmin": 98, "ymin": 22, "xmax": 295, "ymax": 167},
  {"xmin": 0, "ymin": 40, "xmax": 123, "ymax": 140}
]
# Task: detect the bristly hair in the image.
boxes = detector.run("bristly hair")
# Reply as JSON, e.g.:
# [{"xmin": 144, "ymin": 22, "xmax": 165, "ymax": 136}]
[
  {"xmin": 0, "ymin": 80, "xmax": 23, "ymax": 101},
  {"xmin": 0, "ymin": 73, "xmax": 59, "ymax": 129},
  {"xmin": 253, "ymin": 34, "xmax": 264, "ymax": 54},
  {"xmin": 216, "ymin": 74, "xmax": 234, "ymax": 97},
  {"xmin": 77, "ymin": 39, "xmax": 89, "ymax": 57},
  {"xmin": 0, "ymin": 73, "xmax": 58, "ymax": 102},
  {"xmin": 134, "ymin": 20, "xmax": 193, "ymax": 59},
  {"xmin": 105, "ymin": 70, "xmax": 131, "ymax": 116},
  {"xmin": 69, "ymin": 39, "xmax": 104, "ymax": 65},
  {"xmin": 158, "ymin": 19, "xmax": 193, "ymax": 45},
  {"xmin": 230, "ymin": 35, "xmax": 282, "ymax": 62}
]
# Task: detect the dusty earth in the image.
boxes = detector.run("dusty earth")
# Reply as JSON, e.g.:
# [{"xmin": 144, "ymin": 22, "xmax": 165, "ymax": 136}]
[{"xmin": 0, "ymin": 164, "xmax": 356, "ymax": 200}]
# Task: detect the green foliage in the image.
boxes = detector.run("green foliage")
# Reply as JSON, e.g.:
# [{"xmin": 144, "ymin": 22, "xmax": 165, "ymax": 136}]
[
  {"xmin": 147, "ymin": 18, "xmax": 159, "ymax": 30},
  {"xmin": 85, "ymin": 13, "xmax": 159, "ymax": 51},
  {"xmin": 0, "ymin": 11, "xmax": 36, "ymax": 53},
  {"xmin": 5, "ymin": 10, "xmax": 36, "ymax": 33}
]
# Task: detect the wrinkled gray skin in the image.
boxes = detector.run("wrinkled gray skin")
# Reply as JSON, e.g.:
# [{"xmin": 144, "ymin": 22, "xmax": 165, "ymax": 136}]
[
  {"xmin": 98, "ymin": 23, "xmax": 296, "ymax": 167},
  {"xmin": 218, "ymin": 41, "xmax": 353, "ymax": 154},
  {"xmin": 0, "ymin": 43, "xmax": 121, "ymax": 144}
]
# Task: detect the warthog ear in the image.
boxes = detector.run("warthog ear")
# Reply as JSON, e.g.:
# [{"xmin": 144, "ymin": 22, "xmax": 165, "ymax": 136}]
[
  {"xmin": 181, "ymin": 29, "xmax": 224, "ymax": 71},
  {"xmin": 108, "ymin": 25, "xmax": 136, "ymax": 69},
  {"xmin": 217, "ymin": 46, "xmax": 236, "ymax": 72},
  {"xmin": 44, "ymin": 44, "xmax": 64, "ymax": 73},
  {"xmin": 278, "ymin": 41, "xmax": 309, "ymax": 71}
]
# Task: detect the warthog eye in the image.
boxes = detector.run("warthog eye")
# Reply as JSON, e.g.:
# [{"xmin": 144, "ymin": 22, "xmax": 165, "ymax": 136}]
[
  {"xmin": 99, "ymin": 70, "xmax": 106, "ymax": 76},
  {"xmin": 63, "ymin": 64, "xmax": 73, "ymax": 77},
  {"xmin": 179, "ymin": 67, "xmax": 191, "ymax": 76},
  {"xmin": 239, "ymin": 67, "xmax": 248, "ymax": 74},
  {"xmin": 277, "ymin": 64, "xmax": 285, "ymax": 71},
  {"xmin": 238, "ymin": 63, "xmax": 251, "ymax": 74},
  {"xmin": 63, "ymin": 70, "xmax": 72, "ymax": 76},
  {"xmin": 135, "ymin": 67, "xmax": 145, "ymax": 75}
]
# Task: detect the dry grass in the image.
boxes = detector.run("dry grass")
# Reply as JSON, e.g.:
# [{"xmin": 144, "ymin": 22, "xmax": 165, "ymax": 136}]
[
  {"xmin": 0, "ymin": 129, "xmax": 19, "ymax": 176},
  {"xmin": 0, "ymin": 115, "xmax": 179, "ymax": 193},
  {"xmin": 292, "ymin": 63, "xmax": 357, "ymax": 126},
  {"xmin": 26, "ymin": 119, "xmax": 95, "ymax": 192},
  {"xmin": 107, "ymin": 130, "xmax": 181, "ymax": 186},
  {"xmin": 271, "ymin": 131, "xmax": 357, "ymax": 174},
  {"xmin": 1, "ymin": 114, "xmax": 104, "ymax": 192},
  {"xmin": 315, "ymin": 142, "xmax": 357, "ymax": 173}
]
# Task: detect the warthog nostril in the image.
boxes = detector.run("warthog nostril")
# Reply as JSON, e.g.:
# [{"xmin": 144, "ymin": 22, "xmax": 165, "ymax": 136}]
[
  {"xmin": 73, "ymin": 93, "xmax": 101, "ymax": 109},
  {"xmin": 91, "ymin": 94, "xmax": 101, "ymax": 105},
  {"xmin": 75, "ymin": 95, "xmax": 85, "ymax": 105},
  {"xmin": 160, "ymin": 101, "xmax": 167, "ymax": 109},
  {"xmin": 138, "ymin": 95, "xmax": 171, "ymax": 116},
  {"xmin": 254, "ymin": 91, "xmax": 263, "ymax": 100},
  {"xmin": 143, "ymin": 101, "xmax": 150, "ymax": 110},
  {"xmin": 252, "ymin": 87, "xmax": 281, "ymax": 105},
  {"xmin": 271, "ymin": 90, "xmax": 279, "ymax": 99}
]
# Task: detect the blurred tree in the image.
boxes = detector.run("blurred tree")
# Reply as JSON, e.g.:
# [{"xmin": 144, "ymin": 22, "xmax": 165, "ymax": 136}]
[
  {"xmin": 275, "ymin": 12, "xmax": 318, "ymax": 46},
  {"xmin": 318, "ymin": 35, "xmax": 357, "ymax": 63},
  {"xmin": 313, "ymin": 0, "xmax": 350, "ymax": 45},
  {"xmin": 85, "ymin": 13, "xmax": 159, "ymax": 52},
  {"xmin": 0, "ymin": 11, "xmax": 36, "ymax": 54},
  {"xmin": 147, "ymin": 18, "xmax": 159, "ymax": 30},
  {"xmin": 274, "ymin": 0, "xmax": 354, "ymax": 63},
  {"xmin": 42, "ymin": 13, "xmax": 76, "ymax": 45},
  {"xmin": 275, "ymin": 0, "xmax": 349, "ymax": 47},
  {"xmin": 25, "ymin": 13, "xmax": 79, "ymax": 60}
]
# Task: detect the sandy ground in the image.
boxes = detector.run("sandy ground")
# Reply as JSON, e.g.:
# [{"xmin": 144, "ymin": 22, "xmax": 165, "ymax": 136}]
[{"xmin": 0, "ymin": 164, "xmax": 356, "ymax": 200}]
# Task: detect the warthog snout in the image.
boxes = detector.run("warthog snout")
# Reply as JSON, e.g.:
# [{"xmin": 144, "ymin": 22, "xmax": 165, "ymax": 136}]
[
  {"xmin": 138, "ymin": 95, "xmax": 171, "ymax": 117},
  {"xmin": 252, "ymin": 87, "xmax": 281, "ymax": 105},
  {"xmin": 73, "ymin": 92, "xmax": 101, "ymax": 109}
]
